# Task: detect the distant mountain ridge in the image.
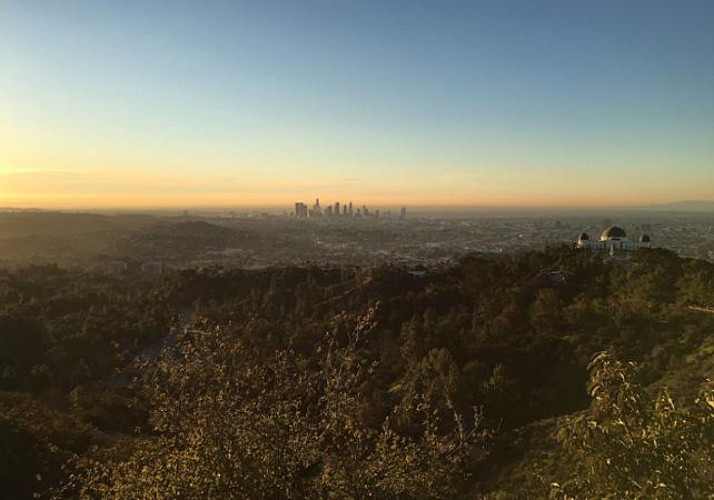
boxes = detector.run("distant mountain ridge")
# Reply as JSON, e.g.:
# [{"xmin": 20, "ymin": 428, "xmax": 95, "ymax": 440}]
[{"xmin": 647, "ymin": 200, "xmax": 714, "ymax": 212}]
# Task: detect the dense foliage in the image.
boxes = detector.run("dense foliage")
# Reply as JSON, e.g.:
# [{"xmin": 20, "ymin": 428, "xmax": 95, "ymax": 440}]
[
  {"xmin": 554, "ymin": 352, "xmax": 714, "ymax": 499},
  {"xmin": 1, "ymin": 247, "xmax": 713, "ymax": 498},
  {"xmin": 59, "ymin": 310, "xmax": 486, "ymax": 499}
]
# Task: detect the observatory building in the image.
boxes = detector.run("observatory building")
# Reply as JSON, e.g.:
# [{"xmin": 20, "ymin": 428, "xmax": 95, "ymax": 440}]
[{"xmin": 576, "ymin": 226, "xmax": 651, "ymax": 252}]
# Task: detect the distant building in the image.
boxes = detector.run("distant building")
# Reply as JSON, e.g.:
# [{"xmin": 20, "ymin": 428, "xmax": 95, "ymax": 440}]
[
  {"xmin": 105, "ymin": 261, "xmax": 128, "ymax": 274},
  {"xmin": 141, "ymin": 261, "xmax": 163, "ymax": 276},
  {"xmin": 576, "ymin": 226, "xmax": 652, "ymax": 252},
  {"xmin": 295, "ymin": 202, "xmax": 308, "ymax": 218},
  {"xmin": 400, "ymin": 206, "xmax": 407, "ymax": 219},
  {"xmin": 313, "ymin": 198, "xmax": 322, "ymax": 217},
  {"xmin": 408, "ymin": 264, "xmax": 428, "ymax": 278}
]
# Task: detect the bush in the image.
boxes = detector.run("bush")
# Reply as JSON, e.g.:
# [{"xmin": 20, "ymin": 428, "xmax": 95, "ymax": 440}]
[
  {"xmin": 61, "ymin": 309, "xmax": 489, "ymax": 499},
  {"xmin": 554, "ymin": 352, "xmax": 714, "ymax": 499}
]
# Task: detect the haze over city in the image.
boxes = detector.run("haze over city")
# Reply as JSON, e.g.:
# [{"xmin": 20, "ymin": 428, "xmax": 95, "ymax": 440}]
[{"xmin": 2, "ymin": 0, "xmax": 714, "ymax": 208}]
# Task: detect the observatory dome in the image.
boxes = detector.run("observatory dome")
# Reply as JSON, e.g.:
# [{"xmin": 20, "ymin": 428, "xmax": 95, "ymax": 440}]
[{"xmin": 600, "ymin": 226, "xmax": 627, "ymax": 240}]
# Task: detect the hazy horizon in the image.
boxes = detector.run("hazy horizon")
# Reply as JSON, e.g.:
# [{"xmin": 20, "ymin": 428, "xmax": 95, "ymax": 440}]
[
  {"xmin": 3, "ymin": 1, "xmax": 713, "ymax": 208},
  {"xmin": 4, "ymin": 199, "xmax": 714, "ymax": 216}
]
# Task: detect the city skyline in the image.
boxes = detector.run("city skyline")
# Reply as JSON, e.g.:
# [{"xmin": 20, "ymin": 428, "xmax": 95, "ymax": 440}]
[
  {"xmin": 292, "ymin": 197, "xmax": 404, "ymax": 218},
  {"xmin": 2, "ymin": 1, "xmax": 714, "ymax": 209}
]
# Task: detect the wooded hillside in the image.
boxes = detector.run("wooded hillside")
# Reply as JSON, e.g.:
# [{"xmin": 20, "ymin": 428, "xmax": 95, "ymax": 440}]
[{"xmin": 1, "ymin": 247, "xmax": 713, "ymax": 498}]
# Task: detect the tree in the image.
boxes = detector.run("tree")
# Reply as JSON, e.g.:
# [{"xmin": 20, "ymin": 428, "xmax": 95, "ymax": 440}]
[
  {"xmin": 554, "ymin": 352, "xmax": 714, "ymax": 499},
  {"xmin": 61, "ymin": 309, "xmax": 488, "ymax": 499},
  {"xmin": 0, "ymin": 391, "xmax": 95, "ymax": 498},
  {"xmin": 676, "ymin": 259, "xmax": 714, "ymax": 307},
  {"xmin": 529, "ymin": 289, "xmax": 565, "ymax": 336}
]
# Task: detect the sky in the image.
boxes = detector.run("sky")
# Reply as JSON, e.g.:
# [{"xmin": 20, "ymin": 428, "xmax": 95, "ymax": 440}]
[{"xmin": 1, "ymin": 0, "xmax": 713, "ymax": 209}]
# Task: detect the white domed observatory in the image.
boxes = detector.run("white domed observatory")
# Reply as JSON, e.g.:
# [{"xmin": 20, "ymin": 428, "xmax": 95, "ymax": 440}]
[{"xmin": 576, "ymin": 226, "xmax": 652, "ymax": 252}]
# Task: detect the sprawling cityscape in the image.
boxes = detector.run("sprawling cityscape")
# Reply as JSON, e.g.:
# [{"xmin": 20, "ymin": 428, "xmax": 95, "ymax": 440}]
[{"xmin": 2, "ymin": 205, "xmax": 713, "ymax": 272}]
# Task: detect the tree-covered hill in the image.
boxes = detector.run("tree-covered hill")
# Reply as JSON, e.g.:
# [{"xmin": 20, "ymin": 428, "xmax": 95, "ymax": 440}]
[{"xmin": 1, "ymin": 247, "xmax": 713, "ymax": 498}]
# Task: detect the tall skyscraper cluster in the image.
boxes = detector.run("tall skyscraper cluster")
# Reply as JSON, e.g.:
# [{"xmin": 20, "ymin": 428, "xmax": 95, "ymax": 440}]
[{"xmin": 292, "ymin": 198, "xmax": 406, "ymax": 220}]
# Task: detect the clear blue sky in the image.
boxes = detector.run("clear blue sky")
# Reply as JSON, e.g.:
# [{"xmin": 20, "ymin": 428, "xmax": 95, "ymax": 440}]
[{"xmin": 2, "ymin": 0, "xmax": 713, "ymax": 208}]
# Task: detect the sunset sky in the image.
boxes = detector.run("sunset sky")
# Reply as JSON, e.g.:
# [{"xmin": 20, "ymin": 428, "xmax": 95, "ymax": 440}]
[{"xmin": 2, "ymin": 0, "xmax": 713, "ymax": 209}]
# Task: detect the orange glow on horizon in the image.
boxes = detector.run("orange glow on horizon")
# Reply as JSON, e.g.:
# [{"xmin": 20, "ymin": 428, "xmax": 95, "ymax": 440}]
[
  {"xmin": 2, "ymin": 158, "xmax": 713, "ymax": 211},
  {"xmin": 2, "ymin": 190, "xmax": 706, "ymax": 211}
]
